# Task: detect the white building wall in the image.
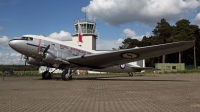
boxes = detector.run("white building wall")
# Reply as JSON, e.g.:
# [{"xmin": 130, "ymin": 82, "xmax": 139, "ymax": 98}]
[
  {"xmin": 39, "ymin": 66, "xmax": 63, "ymax": 73},
  {"xmin": 128, "ymin": 60, "xmax": 145, "ymax": 67},
  {"xmin": 64, "ymin": 35, "xmax": 96, "ymax": 50}
]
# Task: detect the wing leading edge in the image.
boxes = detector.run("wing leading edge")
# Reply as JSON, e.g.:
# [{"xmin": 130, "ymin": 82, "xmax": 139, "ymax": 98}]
[{"xmin": 66, "ymin": 41, "xmax": 194, "ymax": 68}]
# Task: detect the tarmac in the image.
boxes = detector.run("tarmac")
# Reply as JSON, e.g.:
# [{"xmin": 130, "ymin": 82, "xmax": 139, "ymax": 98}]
[{"xmin": 1, "ymin": 74, "xmax": 200, "ymax": 112}]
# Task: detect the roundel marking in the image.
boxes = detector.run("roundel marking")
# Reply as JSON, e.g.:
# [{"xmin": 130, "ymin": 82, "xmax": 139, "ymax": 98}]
[
  {"xmin": 120, "ymin": 53, "xmax": 138, "ymax": 59},
  {"xmin": 119, "ymin": 64, "xmax": 126, "ymax": 69}
]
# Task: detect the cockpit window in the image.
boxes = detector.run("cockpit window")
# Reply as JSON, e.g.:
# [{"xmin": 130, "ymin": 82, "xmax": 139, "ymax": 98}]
[
  {"xmin": 29, "ymin": 37, "xmax": 33, "ymax": 41},
  {"xmin": 21, "ymin": 37, "xmax": 33, "ymax": 41},
  {"xmin": 21, "ymin": 37, "xmax": 27, "ymax": 40}
]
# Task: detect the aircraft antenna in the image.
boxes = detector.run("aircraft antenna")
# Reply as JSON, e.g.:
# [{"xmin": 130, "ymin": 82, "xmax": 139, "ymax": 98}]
[{"xmin": 84, "ymin": 8, "xmax": 87, "ymax": 20}]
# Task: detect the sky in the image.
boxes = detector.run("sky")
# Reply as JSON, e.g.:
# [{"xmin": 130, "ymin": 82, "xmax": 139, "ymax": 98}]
[{"xmin": 1, "ymin": 0, "xmax": 200, "ymax": 65}]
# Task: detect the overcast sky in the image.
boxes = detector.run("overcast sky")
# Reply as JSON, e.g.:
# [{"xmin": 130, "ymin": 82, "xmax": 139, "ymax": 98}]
[{"xmin": 1, "ymin": 0, "xmax": 200, "ymax": 65}]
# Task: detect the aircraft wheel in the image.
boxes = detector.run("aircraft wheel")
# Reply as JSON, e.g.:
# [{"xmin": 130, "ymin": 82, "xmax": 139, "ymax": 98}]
[
  {"xmin": 61, "ymin": 70, "xmax": 72, "ymax": 81},
  {"xmin": 128, "ymin": 72, "xmax": 133, "ymax": 77},
  {"xmin": 42, "ymin": 71, "xmax": 51, "ymax": 79},
  {"xmin": 68, "ymin": 75, "xmax": 72, "ymax": 80}
]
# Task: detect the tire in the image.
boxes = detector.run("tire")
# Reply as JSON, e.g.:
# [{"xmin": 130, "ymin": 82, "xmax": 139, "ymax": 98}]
[
  {"xmin": 61, "ymin": 70, "xmax": 72, "ymax": 81},
  {"xmin": 42, "ymin": 71, "xmax": 51, "ymax": 79}
]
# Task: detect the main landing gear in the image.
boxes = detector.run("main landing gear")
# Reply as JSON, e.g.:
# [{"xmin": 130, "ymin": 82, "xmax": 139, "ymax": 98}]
[
  {"xmin": 41, "ymin": 66, "xmax": 75, "ymax": 81},
  {"xmin": 42, "ymin": 67, "xmax": 55, "ymax": 79},
  {"xmin": 42, "ymin": 71, "xmax": 51, "ymax": 79},
  {"xmin": 61, "ymin": 70, "xmax": 72, "ymax": 81}
]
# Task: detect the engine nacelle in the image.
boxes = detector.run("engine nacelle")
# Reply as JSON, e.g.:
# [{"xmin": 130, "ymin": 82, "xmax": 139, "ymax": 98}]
[
  {"xmin": 43, "ymin": 53, "xmax": 56, "ymax": 64},
  {"xmin": 27, "ymin": 57, "xmax": 42, "ymax": 66}
]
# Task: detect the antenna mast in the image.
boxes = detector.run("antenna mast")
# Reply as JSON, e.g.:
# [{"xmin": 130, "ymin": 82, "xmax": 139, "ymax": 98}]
[{"xmin": 84, "ymin": 8, "xmax": 87, "ymax": 20}]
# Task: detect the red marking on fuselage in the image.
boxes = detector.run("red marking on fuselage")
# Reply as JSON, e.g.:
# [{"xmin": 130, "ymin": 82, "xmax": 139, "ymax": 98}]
[{"xmin": 34, "ymin": 39, "xmax": 41, "ymax": 58}]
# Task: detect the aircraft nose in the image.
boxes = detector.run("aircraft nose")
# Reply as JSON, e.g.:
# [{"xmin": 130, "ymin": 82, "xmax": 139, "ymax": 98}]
[
  {"xmin": 9, "ymin": 39, "xmax": 29, "ymax": 55},
  {"xmin": 9, "ymin": 39, "xmax": 18, "ymax": 49},
  {"xmin": 9, "ymin": 39, "xmax": 25, "ymax": 52}
]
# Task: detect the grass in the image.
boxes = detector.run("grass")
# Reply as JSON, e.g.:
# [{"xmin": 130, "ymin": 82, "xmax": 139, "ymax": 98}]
[
  {"xmin": 150, "ymin": 69, "xmax": 200, "ymax": 74},
  {"xmin": 0, "ymin": 71, "xmax": 40, "ymax": 77},
  {"xmin": 162, "ymin": 69, "xmax": 200, "ymax": 74}
]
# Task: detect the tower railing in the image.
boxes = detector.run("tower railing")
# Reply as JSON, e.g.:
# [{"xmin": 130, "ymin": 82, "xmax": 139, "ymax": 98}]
[{"xmin": 74, "ymin": 19, "xmax": 95, "ymax": 23}]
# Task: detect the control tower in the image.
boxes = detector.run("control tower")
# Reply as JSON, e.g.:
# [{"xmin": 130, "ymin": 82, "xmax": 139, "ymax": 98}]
[{"xmin": 70, "ymin": 19, "xmax": 98, "ymax": 50}]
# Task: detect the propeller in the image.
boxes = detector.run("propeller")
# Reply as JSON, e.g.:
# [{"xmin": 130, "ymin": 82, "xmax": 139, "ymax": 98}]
[{"xmin": 43, "ymin": 45, "xmax": 50, "ymax": 58}]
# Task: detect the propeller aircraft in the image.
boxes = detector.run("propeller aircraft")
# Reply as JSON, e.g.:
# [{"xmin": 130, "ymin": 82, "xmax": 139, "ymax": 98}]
[{"xmin": 9, "ymin": 35, "xmax": 194, "ymax": 81}]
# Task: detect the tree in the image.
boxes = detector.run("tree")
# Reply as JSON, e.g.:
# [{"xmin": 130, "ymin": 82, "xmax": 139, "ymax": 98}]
[
  {"xmin": 152, "ymin": 18, "xmax": 172, "ymax": 63},
  {"xmin": 167, "ymin": 19, "xmax": 197, "ymax": 65},
  {"xmin": 168, "ymin": 19, "xmax": 195, "ymax": 42},
  {"xmin": 153, "ymin": 18, "xmax": 172, "ymax": 43},
  {"xmin": 119, "ymin": 18, "xmax": 200, "ymax": 67},
  {"xmin": 119, "ymin": 38, "xmax": 140, "ymax": 49},
  {"xmin": 190, "ymin": 25, "xmax": 200, "ymax": 67}
]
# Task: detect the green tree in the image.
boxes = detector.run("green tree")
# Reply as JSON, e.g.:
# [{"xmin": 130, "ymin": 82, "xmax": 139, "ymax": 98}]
[
  {"xmin": 119, "ymin": 38, "xmax": 140, "ymax": 49},
  {"xmin": 167, "ymin": 19, "xmax": 197, "ymax": 65},
  {"xmin": 168, "ymin": 19, "xmax": 195, "ymax": 42},
  {"xmin": 153, "ymin": 18, "xmax": 172, "ymax": 44},
  {"xmin": 119, "ymin": 18, "xmax": 200, "ymax": 67},
  {"xmin": 152, "ymin": 18, "xmax": 172, "ymax": 63}
]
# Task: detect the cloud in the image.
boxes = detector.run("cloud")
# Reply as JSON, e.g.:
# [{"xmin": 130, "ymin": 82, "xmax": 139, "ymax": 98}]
[
  {"xmin": 0, "ymin": 52, "xmax": 22, "ymax": 65},
  {"xmin": 145, "ymin": 32, "xmax": 151, "ymax": 37},
  {"xmin": 123, "ymin": 28, "xmax": 150, "ymax": 41},
  {"xmin": 82, "ymin": 0, "xmax": 200, "ymax": 26},
  {"xmin": 116, "ymin": 38, "xmax": 123, "ymax": 45},
  {"xmin": 0, "ymin": 36, "xmax": 10, "ymax": 50},
  {"xmin": 10, "ymin": 52, "xmax": 21, "ymax": 57},
  {"xmin": 48, "ymin": 30, "xmax": 72, "ymax": 41},
  {"xmin": 96, "ymin": 38, "xmax": 123, "ymax": 50},
  {"xmin": 0, "ymin": 26, "xmax": 3, "ymax": 30},
  {"xmin": 96, "ymin": 29, "xmax": 151, "ymax": 50},
  {"xmin": 193, "ymin": 13, "xmax": 200, "ymax": 24}
]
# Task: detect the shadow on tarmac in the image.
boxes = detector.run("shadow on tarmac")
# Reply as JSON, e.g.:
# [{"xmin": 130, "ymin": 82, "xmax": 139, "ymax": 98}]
[{"xmin": 39, "ymin": 76, "xmax": 189, "ymax": 82}]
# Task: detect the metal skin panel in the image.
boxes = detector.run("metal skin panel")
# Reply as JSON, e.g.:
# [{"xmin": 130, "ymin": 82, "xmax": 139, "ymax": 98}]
[{"xmin": 9, "ymin": 35, "xmax": 195, "ymax": 72}]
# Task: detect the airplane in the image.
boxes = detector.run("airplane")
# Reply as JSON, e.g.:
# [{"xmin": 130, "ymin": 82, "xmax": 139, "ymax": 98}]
[{"xmin": 8, "ymin": 35, "xmax": 194, "ymax": 81}]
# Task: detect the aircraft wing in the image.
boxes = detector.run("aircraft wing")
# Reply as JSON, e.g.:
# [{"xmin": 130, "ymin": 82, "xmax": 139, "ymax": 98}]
[{"xmin": 66, "ymin": 41, "xmax": 194, "ymax": 69}]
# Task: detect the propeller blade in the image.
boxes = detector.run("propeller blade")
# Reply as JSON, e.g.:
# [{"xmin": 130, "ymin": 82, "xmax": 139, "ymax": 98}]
[
  {"xmin": 42, "ymin": 45, "xmax": 50, "ymax": 60},
  {"xmin": 43, "ymin": 45, "xmax": 50, "ymax": 54}
]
